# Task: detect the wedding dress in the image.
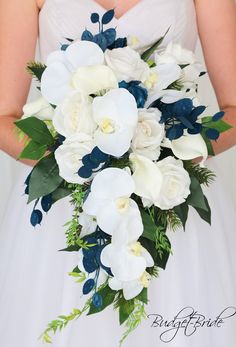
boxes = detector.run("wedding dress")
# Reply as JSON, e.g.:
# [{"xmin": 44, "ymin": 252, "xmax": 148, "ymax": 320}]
[{"xmin": 0, "ymin": 1, "xmax": 236, "ymax": 346}]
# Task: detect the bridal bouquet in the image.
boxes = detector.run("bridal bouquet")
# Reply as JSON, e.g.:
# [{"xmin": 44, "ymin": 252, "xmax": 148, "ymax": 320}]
[{"xmin": 15, "ymin": 9, "xmax": 232, "ymax": 345}]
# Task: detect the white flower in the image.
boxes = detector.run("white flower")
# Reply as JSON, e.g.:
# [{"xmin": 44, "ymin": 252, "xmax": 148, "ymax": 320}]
[
  {"xmin": 144, "ymin": 62, "xmax": 182, "ymax": 107},
  {"xmin": 153, "ymin": 156, "xmax": 191, "ymax": 210},
  {"xmin": 53, "ymin": 91, "xmax": 96, "ymax": 137},
  {"xmin": 155, "ymin": 42, "xmax": 203, "ymax": 93},
  {"xmin": 83, "ymin": 167, "xmax": 143, "ymax": 239},
  {"xmin": 79, "ymin": 212, "xmax": 97, "ymax": 238},
  {"xmin": 71, "ymin": 65, "xmax": 118, "ymax": 96},
  {"xmin": 92, "ymin": 88, "xmax": 138, "ymax": 157},
  {"xmin": 78, "ymin": 248, "xmax": 108, "ymax": 287},
  {"xmin": 41, "ymin": 41, "xmax": 105, "ymax": 105},
  {"xmin": 105, "ymin": 46, "xmax": 150, "ymax": 83},
  {"xmin": 108, "ymin": 271, "xmax": 152, "ymax": 300},
  {"xmin": 131, "ymin": 108, "xmax": 165, "ymax": 160},
  {"xmin": 101, "ymin": 240, "xmax": 154, "ymax": 282},
  {"xmin": 22, "ymin": 97, "xmax": 54, "ymax": 120},
  {"xmin": 129, "ymin": 153, "xmax": 163, "ymax": 203},
  {"xmin": 162, "ymin": 132, "xmax": 208, "ymax": 164},
  {"xmin": 54, "ymin": 133, "xmax": 94, "ymax": 184},
  {"xmin": 155, "ymin": 42, "xmax": 196, "ymax": 65}
]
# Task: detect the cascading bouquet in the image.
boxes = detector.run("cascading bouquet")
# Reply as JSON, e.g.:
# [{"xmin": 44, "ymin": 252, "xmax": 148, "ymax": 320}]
[{"xmin": 15, "ymin": 8, "xmax": 232, "ymax": 345}]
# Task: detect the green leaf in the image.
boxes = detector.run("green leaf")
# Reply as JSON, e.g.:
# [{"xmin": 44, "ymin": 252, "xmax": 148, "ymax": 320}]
[
  {"xmin": 206, "ymin": 120, "xmax": 232, "ymax": 133},
  {"xmin": 201, "ymin": 131, "xmax": 215, "ymax": 156},
  {"xmin": 18, "ymin": 140, "xmax": 47, "ymax": 160},
  {"xmin": 15, "ymin": 117, "xmax": 54, "ymax": 146},
  {"xmin": 28, "ymin": 153, "xmax": 63, "ymax": 203},
  {"xmin": 51, "ymin": 186, "xmax": 72, "ymax": 204},
  {"xmin": 140, "ymin": 237, "xmax": 171, "ymax": 270},
  {"xmin": 140, "ymin": 209, "xmax": 157, "ymax": 242},
  {"xmin": 141, "ymin": 27, "xmax": 170, "ymax": 61},
  {"xmin": 193, "ymin": 196, "xmax": 211, "ymax": 225},
  {"xmin": 59, "ymin": 245, "xmax": 80, "ymax": 252},
  {"xmin": 186, "ymin": 176, "xmax": 208, "ymax": 211},
  {"xmin": 26, "ymin": 61, "xmax": 46, "ymax": 82},
  {"xmin": 135, "ymin": 287, "xmax": 148, "ymax": 304},
  {"xmin": 174, "ymin": 202, "xmax": 189, "ymax": 229},
  {"xmin": 87, "ymin": 286, "xmax": 117, "ymax": 315},
  {"xmin": 119, "ymin": 300, "xmax": 135, "ymax": 325}
]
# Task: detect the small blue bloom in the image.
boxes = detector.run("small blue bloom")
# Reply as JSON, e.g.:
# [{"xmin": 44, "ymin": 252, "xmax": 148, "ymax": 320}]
[{"xmin": 119, "ymin": 81, "xmax": 148, "ymax": 108}]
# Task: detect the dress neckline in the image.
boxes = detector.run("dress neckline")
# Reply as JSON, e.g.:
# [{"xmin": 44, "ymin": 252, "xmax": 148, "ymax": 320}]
[
  {"xmin": 40, "ymin": 0, "xmax": 146, "ymax": 21},
  {"xmin": 90, "ymin": 0, "xmax": 145, "ymax": 20}
]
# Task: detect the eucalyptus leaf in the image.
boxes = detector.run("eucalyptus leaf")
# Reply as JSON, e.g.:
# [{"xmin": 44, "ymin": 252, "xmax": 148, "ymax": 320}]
[
  {"xmin": 28, "ymin": 153, "xmax": 63, "ymax": 203},
  {"xmin": 15, "ymin": 116, "xmax": 54, "ymax": 145}
]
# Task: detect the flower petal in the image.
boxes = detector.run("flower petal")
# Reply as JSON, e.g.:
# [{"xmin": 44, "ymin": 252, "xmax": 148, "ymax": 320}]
[
  {"xmin": 66, "ymin": 40, "xmax": 105, "ymax": 69},
  {"xmin": 41, "ymin": 62, "xmax": 72, "ymax": 105}
]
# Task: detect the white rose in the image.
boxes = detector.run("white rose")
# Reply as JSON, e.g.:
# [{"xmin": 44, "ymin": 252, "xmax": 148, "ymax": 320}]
[
  {"xmin": 155, "ymin": 42, "xmax": 196, "ymax": 65},
  {"xmin": 104, "ymin": 46, "xmax": 150, "ymax": 83},
  {"xmin": 53, "ymin": 91, "xmax": 96, "ymax": 138},
  {"xmin": 22, "ymin": 97, "xmax": 54, "ymax": 121},
  {"xmin": 131, "ymin": 108, "xmax": 165, "ymax": 160},
  {"xmin": 54, "ymin": 133, "xmax": 94, "ymax": 184},
  {"xmin": 153, "ymin": 156, "xmax": 191, "ymax": 210}
]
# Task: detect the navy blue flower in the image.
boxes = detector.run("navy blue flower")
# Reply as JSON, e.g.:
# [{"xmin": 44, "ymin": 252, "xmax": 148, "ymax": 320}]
[
  {"xmin": 153, "ymin": 98, "xmax": 206, "ymax": 140},
  {"xmin": 119, "ymin": 81, "xmax": 148, "ymax": 108},
  {"xmin": 78, "ymin": 147, "xmax": 109, "ymax": 180}
]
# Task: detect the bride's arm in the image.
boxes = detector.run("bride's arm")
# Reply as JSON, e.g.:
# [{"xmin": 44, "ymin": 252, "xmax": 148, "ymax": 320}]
[
  {"xmin": 0, "ymin": 0, "xmax": 40, "ymax": 165},
  {"xmin": 195, "ymin": 0, "xmax": 236, "ymax": 155}
]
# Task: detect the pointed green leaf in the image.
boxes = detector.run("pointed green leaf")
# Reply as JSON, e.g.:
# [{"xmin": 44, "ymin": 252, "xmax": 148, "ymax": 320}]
[
  {"xmin": 119, "ymin": 300, "xmax": 135, "ymax": 325},
  {"xmin": 28, "ymin": 153, "xmax": 63, "ymax": 203},
  {"xmin": 18, "ymin": 140, "xmax": 47, "ymax": 160},
  {"xmin": 186, "ymin": 176, "xmax": 208, "ymax": 211},
  {"xmin": 15, "ymin": 117, "xmax": 54, "ymax": 145},
  {"xmin": 141, "ymin": 27, "xmax": 170, "ymax": 61}
]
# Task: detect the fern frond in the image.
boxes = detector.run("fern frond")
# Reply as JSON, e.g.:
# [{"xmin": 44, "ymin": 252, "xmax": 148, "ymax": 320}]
[
  {"xmin": 156, "ymin": 209, "xmax": 183, "ymax": 232},
  {"xmin": 26, "ymin": 61, "xmax": 46, "ymax": 82},
  {"xmin": 184, "ymin": 161, "xmax": 215, "ymax": 187},
  {"xmin": 119, "ymin": 300, "xmax": 147, "ymax": 346}
]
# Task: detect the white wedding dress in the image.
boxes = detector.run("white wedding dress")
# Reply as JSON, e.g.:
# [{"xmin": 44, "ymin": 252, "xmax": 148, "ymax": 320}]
[{"xmin": 0, "ymin": 1, "xmax": 236, "ymax": 346}]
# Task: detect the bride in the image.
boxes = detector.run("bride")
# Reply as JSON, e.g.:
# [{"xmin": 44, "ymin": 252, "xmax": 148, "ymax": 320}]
[{"xmin": 0, "ymin": 0, "xmax": 236, "ymax": 346}]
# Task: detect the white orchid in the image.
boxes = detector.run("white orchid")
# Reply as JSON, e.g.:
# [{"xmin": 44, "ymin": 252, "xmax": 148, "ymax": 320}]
[
  {"xmin": 108, "ymin": 271, "xmax": 152, "ymax": 300},
  {"xmin": 22, "ymin": 97, "xmax": 54, "ymax": 121},
  {"xmin": 144, "ymin": 53, "xmax": 182, "ymax": 107},
  {"xmin": 101, "ymin": 240, "xmax": 154, "ymax": 282},
  {"xmin": 53, "ymin": 91, "xmax": 96, "ymax": 137},
  {"xmin": 41, "ymin": 40, "xmax": 118, "ymax": 105},
  {"xmin": 129, "ymin": 153, "xmax": 163, "ymax": 203},
  {"xmin": 54, "ymin": 133, "xmax": 95, "ymax": 184},
  {"xmin": 79, "ymin": 212, "xmax": 97, "ymax": 238},
  {"xmin": 131, "ymin": 108, "xmax": 165, "ymax": 160},
  {"xmin": 162, "ymin": 131, "xmax": 208, "ymax": 164},
  {"xmin": 92, "ymin": 88, "xmax": 138, "ymax": 157},
  {"xmin": 83, "ymin": 167, "xmax": 143, "ymax": 239}
]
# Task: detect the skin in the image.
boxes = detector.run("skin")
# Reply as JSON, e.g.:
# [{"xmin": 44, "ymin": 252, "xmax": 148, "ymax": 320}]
[{"xmin": 0, "ymin": 0, "xmax": 235, "ymax": 167}]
